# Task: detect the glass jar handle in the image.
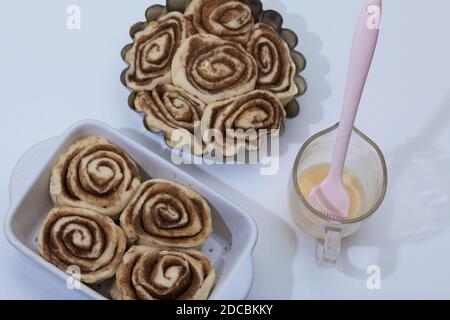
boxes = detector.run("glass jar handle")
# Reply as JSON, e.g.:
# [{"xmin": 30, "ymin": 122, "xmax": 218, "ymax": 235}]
[{"xmin": 316, "ymin": 228, "xmax": 341, "ymax": 268}]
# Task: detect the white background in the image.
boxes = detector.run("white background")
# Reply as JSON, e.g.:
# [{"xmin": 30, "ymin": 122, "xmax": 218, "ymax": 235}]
[{"xmin": 1, "ymin": 0, "xmax": 450, "ymax": 299}]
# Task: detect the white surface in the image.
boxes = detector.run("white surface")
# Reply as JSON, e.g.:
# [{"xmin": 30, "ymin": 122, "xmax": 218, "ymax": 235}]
[
  {"xmin": 5, "ymin": 121, "xmax": 257, "ymax": 300},
  {"xmin": 1, "ymin": 0, "xmax": 449, "ymax": 299}
]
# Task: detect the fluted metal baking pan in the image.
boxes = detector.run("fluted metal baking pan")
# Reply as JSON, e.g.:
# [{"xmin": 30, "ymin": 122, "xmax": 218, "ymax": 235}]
[
  {"xmin": 4, "ymin": 120, "xmax": 258, "ymax": 300},
  {"xmin": 121, "ymin": 0, "xmax": 307, "ymax": 154}
]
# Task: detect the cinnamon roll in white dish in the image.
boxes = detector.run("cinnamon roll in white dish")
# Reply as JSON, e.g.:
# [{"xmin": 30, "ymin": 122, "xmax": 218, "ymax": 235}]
[
  {"xmin": 37, "ymin": 207, "xmax": 127, "ymax": 284},
  {"xmin": 120, "ymin": 179, "xmax": 212, "ymax": 249},
  {"xmin": 50, "ymin": 136, "xmax": 141, "ymax": 219},
  {"xmin": 111, "ymin": 245, "xmax": 215, "ymax": 300}
]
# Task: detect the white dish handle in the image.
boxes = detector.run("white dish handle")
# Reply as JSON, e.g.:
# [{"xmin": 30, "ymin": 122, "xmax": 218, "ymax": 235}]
[{"xmin": 9, "ymin": 137, "xmax": 58, "ymax": 206}]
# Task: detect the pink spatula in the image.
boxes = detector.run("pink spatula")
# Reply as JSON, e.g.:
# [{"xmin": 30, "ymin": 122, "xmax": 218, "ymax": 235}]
[{"xmin": 309, "ymin": 0, "xmax": 382, "ymax": 220}]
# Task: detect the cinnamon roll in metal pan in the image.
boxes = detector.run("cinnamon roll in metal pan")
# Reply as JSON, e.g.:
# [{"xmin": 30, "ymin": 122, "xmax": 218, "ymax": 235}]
[
  {"xmin": 133, "ymin": 84, "xmax": 206, "ymax": 155},
  {"xmin": 37, "ymin": 207, "xmax": 127, "ymax": 284},
  {"xmin": 201, "ymin": 90, "xmax": 286, "ymax": 157},
  {"xmin": 120, "ymin": 179, "xmax": 213, "ymax": 249},
  {"xmin": 121, "ymin": 0, "xmax": 308, "ymax": 155},
  {"xmin": 171, "ymin": 34, "xmax": 258, "ymax": 103},
  {"xmin": 50, "ymin": 136, "xmax": 141, "ymax": 219},
  {"xmin": 184, "ymin": 0, "xmax": 261, "ymax": 45},
  {"xmin": 123, "ymin": 11, "xmax": 195, "ymax": 91},
  {"xmin": 247, "ymin": 23, "xmax": 298, "ymax": 106},
  {"xmin": 111, "ymin": 245, "xmax": 215, "ymax": 300}
]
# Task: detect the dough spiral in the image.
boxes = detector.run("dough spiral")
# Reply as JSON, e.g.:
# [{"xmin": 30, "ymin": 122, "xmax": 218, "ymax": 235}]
[
  {"xmin": 134, "ymin": 84, "xmax": 205, "ymax": 154},
  {"xmin": 120, "ymin": 179, "xmax": 212, "ymax": 248},
  {"xmin": 172, "ymin": 34, "xmax": 258, "ymax": 103},
  {"xmin": 201, "ymin": 90, "xmax": 286, "ymax": 156},
  {"xmin": 111, "ymin": 245, "xmax": 215, "ymax": 300},
  {"xmin": 50, "ymin": 136, "xmax": 141, "ymax": 219},
  {"xmin": 185, "ymin": 0, "xmax": 255, "ymax": 45},
  {"xmin": 124, "ymin": 12, "xmax": 195, "ymax": 91},
  {"xmin": 247, "ymin": 23, "xmax": 298, "ymax": 105},
  {"xmin": 37, "ymin": 207, "xmax": 127, "ymax": 284}
]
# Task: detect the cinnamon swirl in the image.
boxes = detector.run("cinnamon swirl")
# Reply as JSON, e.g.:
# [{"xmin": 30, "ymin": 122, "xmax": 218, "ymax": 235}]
[
  {"xmin": 120, "ymin": 179, "xmax": 212, "ymax": 248},
  {"xmin": 133, "ymin": 84, "xmax": 206, "ymax": 154},
  {"xmin": 110, "ymin": 245, "xmax": 215, "ymax": 300},
  {"xmin": 185, "ymin": 0, "xmax": 256, "ymax": 45},
  {"xmin": 37, "ymin": 207, "xmax": 127, "ymax": 284},
  {"xmin": 201, "ymin": 90, "xmax": 286, "ymax": 156},
  {"xmin": 50, "ymin": 136, "xmax": 141, "ymax": 219},
  {"xmin": 124, "ymin": 12, "xmax": 194, "ymax": 91},
  {"xmin": 247, "ymin": 23, "xmax": 298, "ymax": 105},
  {"xmin": 172, "ymin": 34, "xmax": 258, "ymax": 103}
]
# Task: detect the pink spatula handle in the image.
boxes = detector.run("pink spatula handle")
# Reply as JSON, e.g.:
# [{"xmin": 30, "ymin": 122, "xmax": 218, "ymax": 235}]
[{"xmin": 328, "ymin": 0, "xmax": 382, "ymax": 181}]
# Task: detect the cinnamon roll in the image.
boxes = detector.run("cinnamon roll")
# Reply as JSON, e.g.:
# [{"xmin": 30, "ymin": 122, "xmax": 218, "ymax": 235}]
[
  {"xmin": 124, "ymin": 12, "xmax": 194, "ymax": 91},
  {"xmin": 110, "ymin": 245, "xmax": 215, "ymax": 300},
  {"xmin": 120, "ymin": 179, "xmax": 212, "ymax": 248},
  {"xmin": 185, "ymin": 0, "xmax": 256, "ymax": 45},
  {"xmin": 172, "ymin": 34, "xmax": 258, "ymax": 103},
  {"xmin": 247, "ymin": 23, "xmax": 298, "ymax": 105},
  {"xmin": 134, "ymin": 84, "xmax": 205, "ymax": 154},
  {"xmin": 50, "ymin": 136, "xmax": 141, "ymax": 219},
  {"xmin": 201, "ymin": 90, "xmax": 286, "ymax": 156},
  {"xmin": 37, "ymin": 207, "xmax": 127, "ymax": 284}
]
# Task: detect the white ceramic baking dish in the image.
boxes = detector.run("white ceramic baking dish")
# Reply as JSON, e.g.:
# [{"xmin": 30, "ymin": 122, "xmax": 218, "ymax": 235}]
[{"xmin": 4, "ymin": 120, "xmax": 258, "ymax": 300}]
